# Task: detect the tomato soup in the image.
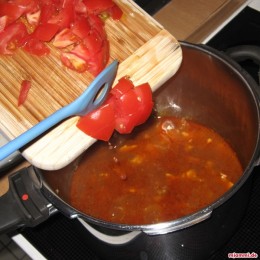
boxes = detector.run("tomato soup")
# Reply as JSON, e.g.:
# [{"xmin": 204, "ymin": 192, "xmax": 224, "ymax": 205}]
[{"xmin": 69, "ymin": 116, "xmax": 243, "ymax": 225}]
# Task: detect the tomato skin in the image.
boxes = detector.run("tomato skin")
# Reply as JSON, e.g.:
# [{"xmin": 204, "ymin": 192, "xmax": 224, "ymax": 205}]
[
  {"xmin": 86, "ymin": 38, "xmax": 109, "ymax": 76},
  {"xmin": 76, "ymin": 97, "xmax": 116, "ymax": 141},
  {"xmin": 71, "ymin": 17, "xmax": 91, "ymax": 39},
  {"xmin": 18, "ymin": 79, "xmax": 31, "ymax": 106},
  {"xmin": 113, "ymin": 81, "xmax": 154, "ymax": 134},
  {"xmin": 132, "ymin": 83, "xmax": 154, "ymax": 125}
]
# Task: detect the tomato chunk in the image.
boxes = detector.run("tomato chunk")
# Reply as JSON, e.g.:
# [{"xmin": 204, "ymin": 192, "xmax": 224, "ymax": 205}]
[
  {"xmin": 0, "ymin": 3, "xmax": 25, "ymax": 25},
  {"xmin": 107, "ymin": 5, "xmax": 123, "ymax": 20},
  {"xmin": 77, "ymin": 77, "xmax": 154, "ymax": 141},
  {"xmin": 77, "ymin": 96, "xmax": 116, "ymax": 141},
  {"xmin": 114, "ymin": 82, "xmax": 154, "ymax": 134},
  {"xmin": 18, "ymin": 80, "xmax": 31, "ymax": 106},
  {"xmin": 53, "ymin": 28, "xmax": 78, "ymax": 48},
  {"xmin": 132, "ymin": 83, "xmax": 154, "ymax": 125}
]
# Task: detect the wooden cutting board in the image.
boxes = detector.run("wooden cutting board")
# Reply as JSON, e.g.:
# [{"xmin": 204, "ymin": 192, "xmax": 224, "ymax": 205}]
[{"xmin": 0, "ymin": 0, "xmax": 182, "ymax": 170}]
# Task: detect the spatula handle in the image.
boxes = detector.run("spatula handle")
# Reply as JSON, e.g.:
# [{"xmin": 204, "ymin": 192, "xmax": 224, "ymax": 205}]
[{"xmin": 0, "ymin": 106, "xmax": 72, "ymax": 161}]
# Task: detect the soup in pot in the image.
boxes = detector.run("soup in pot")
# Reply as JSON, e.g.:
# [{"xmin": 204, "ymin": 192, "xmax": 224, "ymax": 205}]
[{"xmin": 69, "ymin": 116, "xmax": 243, "ymax": 225}]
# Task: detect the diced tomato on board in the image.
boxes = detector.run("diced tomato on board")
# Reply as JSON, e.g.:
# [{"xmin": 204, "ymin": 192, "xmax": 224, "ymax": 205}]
[
  {"xmin": 77, "ymin": 77, "xmax": 154, "ymax": 141},
  {"xmin": 0, "ymin": 0, "xmax": 123, "ymax": 75},
  {"xmin": 18, "ymin": 79, "xmax": 31, "ymax": 106}
]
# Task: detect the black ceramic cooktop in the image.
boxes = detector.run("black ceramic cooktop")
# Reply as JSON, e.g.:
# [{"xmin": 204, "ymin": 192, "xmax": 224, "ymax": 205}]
[{"xmin": 133, "ymin": 0, "xmax": 170, "ymax": 15}]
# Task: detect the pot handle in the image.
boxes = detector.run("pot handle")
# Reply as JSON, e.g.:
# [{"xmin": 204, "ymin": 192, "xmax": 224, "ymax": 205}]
[
  {"xmin": 0, "ymin": 166, "xmax": 55, "ymax": 234},
  {"xmin": 225, "ymin": 45, "xmax": 260, "ymax": 65},
  {"xmin": 77, "ymin": 218, "xmax": 141, "ymax": 245}
]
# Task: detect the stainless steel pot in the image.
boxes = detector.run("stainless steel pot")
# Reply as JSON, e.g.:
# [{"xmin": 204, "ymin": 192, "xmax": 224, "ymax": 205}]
[{"xmin": 1, "ymin": 42, "xmax": 260, "ymax": 260}]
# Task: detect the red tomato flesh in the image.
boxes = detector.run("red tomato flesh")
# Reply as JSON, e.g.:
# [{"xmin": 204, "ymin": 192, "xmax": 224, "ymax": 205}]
[
  {"xmin": 77, "ymin": 97, "xmax": 116, "ymax": 141},
  {"xmin": 83, "ymin": 0, "xmax": 114, "ymax": 12},
  {"xmin": 32, "ymin": 23, "xmax": 60, "ymax": 42},
  {"xmin": 22, "ymin": 37, "xmax": 50, "ymax": 56},
  {"xmin": 0, "ymin": 22, "xmax": 28, "ymax": 54},
  {"xmin": 77, "ymin": 77, "xmax": 154, "ymax": 141},
  {"xmin": 18, "ymin": 80, "xmax": 31, "ymax": 106},
  {"xmin": 114, "ymin": 82, "xmax": 154, "ymax": 134}
]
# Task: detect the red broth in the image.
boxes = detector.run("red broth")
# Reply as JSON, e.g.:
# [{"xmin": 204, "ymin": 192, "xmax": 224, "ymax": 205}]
[{"xmin": 69, "ymin": 116, "xmax": 243, "ymax": 225}]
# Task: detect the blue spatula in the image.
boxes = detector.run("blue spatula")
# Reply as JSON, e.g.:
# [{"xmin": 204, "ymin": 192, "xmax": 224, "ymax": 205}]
[{"xmin": 0, "ymin": 60, "xmax": 118, "ymax": 161}]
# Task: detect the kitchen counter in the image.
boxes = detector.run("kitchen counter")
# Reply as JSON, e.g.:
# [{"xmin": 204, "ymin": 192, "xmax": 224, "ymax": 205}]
[
  {"xmin": 154, "ymin": 0, "xmax": 248, "ymax": 43},
  {"xmin": 0, "ymin": 0, "xmax": 249, "ymax": 195}
]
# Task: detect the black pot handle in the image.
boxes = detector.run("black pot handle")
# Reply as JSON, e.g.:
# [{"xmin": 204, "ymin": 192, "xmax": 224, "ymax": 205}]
[
  {"xmin": 0, "ymin": 166, "xmax": 55, "ymax": 234},
  {"xmin": 225, "ymin": 45, "xmax": 260, "ymax": 65}
]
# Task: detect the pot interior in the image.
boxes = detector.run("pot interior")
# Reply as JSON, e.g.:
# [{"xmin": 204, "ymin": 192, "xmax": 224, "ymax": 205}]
[{"xmin": 42, "ymin": 42, "xmax": 260, "ymax": 213}]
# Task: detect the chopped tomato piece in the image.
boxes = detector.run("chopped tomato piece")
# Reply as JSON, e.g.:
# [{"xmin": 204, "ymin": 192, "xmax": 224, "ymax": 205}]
[
  {"xmin": 48, "ymin": 3, "xmax": 75, "ymax": 30},
  {"xmin": 111, "ymin": 77, "xmax": 135, "ymax": 98},
  {"xmin": 0, "ymin": 0, "xmax": 123, "ymax": 76},
  {"xmin": 18, "ymin": 79, "xmax": 31, "ymax": 106},
  {"xmin": 107, "ymin": 4, "xmax": 123, "ymax": 20},
  {"xmin": 53, "ymin": 28, "xmax": 78, "ymax": 48},
  {"xmin": 113, "ymin": 80, "xmax": 154, "ymax": 134},
  {"xmin": 83, "ymin": 30, "xmax": 103, "ymax": 54},
  {"xmin": 77, "ymin": 77, "xmax": 154, "ymax": 140},
  {"xmin": 60, "ymin": 51, "xmax": 88, "ymax": 73},
  {"xmin": 77, "ymin": 97, "xmax": 115, "ymax": 141},
  {"xmin": 114, "ymin": 88, "xmax": 142, "ymax": 134},
  {"xmin": 0, "ymin": 3, "xmax": 25, "ymax": 25},
  {"xmin": 32, "ymin": 23, "xmax": 60, "ymax": 42},
  {"xmin": 0, "ymin": 22, "xmax": 28, "ymax": 54},
  {"xmin": 23, "ymin": 37, "xmax": 50, "ymax": 56},
  {"xmin": 0, "ymin": 16, "xmax": 7, "ymax": 33},
  {"xmin": 38, "ymin": 3, "xmax": 57, "ymax": 25},
  {"xmin": 75, "ymin": 0, "xmax": 87, "ymax": 14},
  {"xmin": 88, "ymin": 14, "xmax": 106, "ymax": 39},
  {"xmin": 83, "ymin": 0, "xmax": 114, "ymax": 12},
  {"xmin": 26, "ymin": 10, "xmax": 41, "ymax": 26},
  {"xmin": 86, "ymin": 39, "xmax": 109, "ymax": 76},
  {"xmin": 71, "ymin": 17, "xmax": 91, "ymax": 39},
  {"xmin": 132, "ymin": 83, "xmax": 154, "ymax": 125}
]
